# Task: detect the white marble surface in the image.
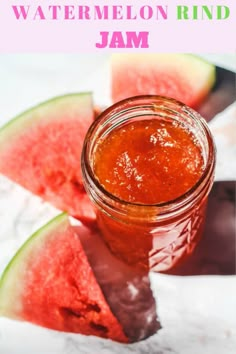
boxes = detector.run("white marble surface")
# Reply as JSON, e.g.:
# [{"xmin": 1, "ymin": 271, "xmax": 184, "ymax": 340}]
[{"xmin": 0, "ymin": 54, "xmax": 235, "ymax": 354}]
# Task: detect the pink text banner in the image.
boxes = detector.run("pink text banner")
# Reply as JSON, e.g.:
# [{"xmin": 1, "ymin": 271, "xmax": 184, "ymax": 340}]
[{"xmin": 0, "ymin": 0, "xmax": 235, "ymax": 52}]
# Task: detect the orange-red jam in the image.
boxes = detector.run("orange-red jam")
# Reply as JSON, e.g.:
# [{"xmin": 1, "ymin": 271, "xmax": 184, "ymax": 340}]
[{"xmin": 93, "ymin": 119, "xmax": 204, "ymax": 204}]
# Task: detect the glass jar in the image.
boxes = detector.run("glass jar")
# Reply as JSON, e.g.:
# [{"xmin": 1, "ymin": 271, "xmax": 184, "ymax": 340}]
[{"xmin": 81, "ymin": 96, "xmax": 216, "ymax": 272}]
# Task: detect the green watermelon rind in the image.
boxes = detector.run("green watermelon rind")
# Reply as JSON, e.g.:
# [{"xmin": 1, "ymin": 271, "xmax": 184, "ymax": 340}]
[
  {"xmin": 182, "ymin": 54, "xmax": 216, "ymax": 88},
  {"xmin": 0, "ymin": 213, "xmax": 68, "ymax": 318},
  {"xmin": 0, "ymin": 92, "xmax": 93, "ymax": 147}
]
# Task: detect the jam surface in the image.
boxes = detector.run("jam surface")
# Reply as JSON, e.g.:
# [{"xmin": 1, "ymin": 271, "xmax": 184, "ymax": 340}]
[{"xmin": 93, "ymin": 119, "xmax": 204, "ymax": 204}]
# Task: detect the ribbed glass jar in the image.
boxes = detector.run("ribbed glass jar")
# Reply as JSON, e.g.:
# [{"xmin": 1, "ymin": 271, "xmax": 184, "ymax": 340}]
[{"xmin": 81, "ymin": 96, "xmax": 216, "ymax": 272}]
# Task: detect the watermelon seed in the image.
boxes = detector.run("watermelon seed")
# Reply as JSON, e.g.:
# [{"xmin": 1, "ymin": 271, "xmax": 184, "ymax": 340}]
[
  {"xmin": 86, "ymin": 303, "xmax": 101, "ymax": 313},
  {"xmin": 60, "ymin": 302, "xmax": 101, "ymax": 320},
  {"xmin": 70, "ymin": 179, "xmax": 85, "ymax": 192},
  {"xmin": 61, "ymin": 307, "xmax": 82, "ymax": 318},
  {"xmin": 89, "ymin": 321, "xmax": 108, "ymax": 333}
]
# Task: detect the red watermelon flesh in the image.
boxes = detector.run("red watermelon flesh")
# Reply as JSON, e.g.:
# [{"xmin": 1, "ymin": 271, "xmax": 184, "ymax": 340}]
[
  {"xmin": 0, "ymin": 93, "xmax": 95, "ymax": 223},
  {"xmin": 112, "ymin": 54, "xmax": 216, "ymax": 108},
  {"xmin": 77, "ymin": 221, "xmax": 161, "ymax": 342},
  {"xmin": 0, "ymin": 214, "xmax": 128, "ymax": 343}
]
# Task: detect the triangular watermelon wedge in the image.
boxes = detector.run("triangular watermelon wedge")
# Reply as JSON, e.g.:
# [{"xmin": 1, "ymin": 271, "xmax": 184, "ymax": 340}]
[
  {"xmin": 0, "ymin": 93, "xmax": 95, "ymax": 223},
  {"xmin": 112, "ymin": 53, "xmax": 216, "ymax": 108},
  {"xmin": 0, "ymin": 213, "xmax": 128, "ymax": 343}
]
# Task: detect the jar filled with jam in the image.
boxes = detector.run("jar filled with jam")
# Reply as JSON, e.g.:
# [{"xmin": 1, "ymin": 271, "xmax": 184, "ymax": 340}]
[{"xmin": 81, "ymin": 96, "xmax": 216, "ymax": 271}]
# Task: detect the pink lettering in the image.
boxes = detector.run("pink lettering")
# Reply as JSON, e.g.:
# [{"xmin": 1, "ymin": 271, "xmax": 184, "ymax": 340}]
[
  {"xmin": 33, "ymin": 6, "xmax": 46, "ymax": 20},
  {"xmin": 65, "ymin": 6, "xmax": 75, "ymax": 20},
  {"xmin": 49, "ymin": 6, "xmax": 61, "ymax": 20},
  {"xmin": 94, "ymin": 6, "xmax": 108, "ymax": 20},
  {"xmin": 127, "ymin": 6, "xmax": 137, "ymax": 20},
  {"xmin": 126, "ymin": 31, "xmax": 149, "ymax": 48},
  {"xmin": 140, "ymin": 6, "xmax": 153, "ymax": 20},
  {"xmin": 12, "ymin": 5, "xmax": 30, "ymax": 20},
  {"xmin": 112, "ymin": 6, "xmax": 123, "ymax": 20},
  {"xmin": 156, "ymin": 6, "xmax": 168, "ymax": 20},
  {"xmin": 78, "ymin": 6, "xmax": 90, "ymax": 20}
]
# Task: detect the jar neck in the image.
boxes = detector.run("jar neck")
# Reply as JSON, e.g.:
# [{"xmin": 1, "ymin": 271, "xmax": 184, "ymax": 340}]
[{"xmin": 81, "ymin": 96, "xmax": 216, "ymax": 224}]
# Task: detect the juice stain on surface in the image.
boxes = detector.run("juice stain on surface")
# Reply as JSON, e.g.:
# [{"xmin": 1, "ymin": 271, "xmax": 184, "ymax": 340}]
[{"xmin": 93, "ymin": 119, "xmax": 204, "ymax": 204}]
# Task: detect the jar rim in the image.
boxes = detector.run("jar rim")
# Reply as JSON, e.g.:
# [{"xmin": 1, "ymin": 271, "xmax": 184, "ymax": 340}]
[{"xmin": 81, "ymin": 95, "xmax": 216, "ymax": 217}]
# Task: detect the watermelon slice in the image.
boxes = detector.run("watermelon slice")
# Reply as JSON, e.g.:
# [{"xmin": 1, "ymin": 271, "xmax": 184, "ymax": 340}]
[
  {"xmin": 0, "ymin": 93, "xmax": 95, "ymax": 222},
  {"xmin": 112, "ymin": 54, "xmax": 216, "ymax": 108},
  {"xmin": 0, "ymin": 213, "xmax": 128, "ymax": 343},
  {"xmin": 77, "ymin": 222, "xmax": 161, "ymax": 342}
]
